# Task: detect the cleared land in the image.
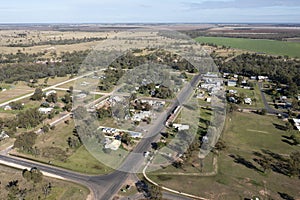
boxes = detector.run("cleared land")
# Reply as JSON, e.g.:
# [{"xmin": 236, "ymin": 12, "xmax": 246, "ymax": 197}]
[
  {"xmin": 0, "ymin": 164, "xmax": 89, "ymax": 200},
  {"xmin": 196, "ymin": 36, "xmax": 300, "ymax": 58},
  {"xmin": 148, "ymin": 112, "xmax": 300, "ymax": 199}
]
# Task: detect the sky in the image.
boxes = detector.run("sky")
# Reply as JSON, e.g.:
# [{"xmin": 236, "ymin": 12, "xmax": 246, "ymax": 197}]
[{"xmin": 0, "ymin": 0, "xmax": 300, "ymax": 23}]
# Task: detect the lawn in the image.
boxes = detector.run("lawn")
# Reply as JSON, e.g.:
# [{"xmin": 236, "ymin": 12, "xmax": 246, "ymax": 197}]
[
  {"xmin": 11, "ymin": 121, "xmax": 113, "ymax": 175},
  {"xmin": 195, "ymin": 36, "xmax": 300, "ymax": 58},
  {"xmin": 227, "ymin": 83, "xmax": 264, "ymax": 109},
  {"xmin": 147, "ymin": 112, "xmax": 300, "ymax": 199},
  {"xmin": 0, "ymin": 165, "xmax": 89, "ymax": 200}
]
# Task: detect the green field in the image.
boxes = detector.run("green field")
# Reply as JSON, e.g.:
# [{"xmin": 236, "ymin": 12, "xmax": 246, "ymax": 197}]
[{"xmin": 195, "ymin": 36, "xmax": 300, "ymax": 58}]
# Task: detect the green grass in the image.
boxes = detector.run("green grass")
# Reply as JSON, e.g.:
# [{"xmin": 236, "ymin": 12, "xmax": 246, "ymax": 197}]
[
  {"xmin": 12, "ymin": 121, "xmax": 113, "ymax": 175},
  {"xmin": 195, "ymin": 36, "xmax": 300, "ymax": 58},
  {"xmin": 147, "ymin": 112, "xmax": 300, "ymax": 199},
  {"xmin": 227, "ymin": 84, "xmax": 264, "ymax": 109}
]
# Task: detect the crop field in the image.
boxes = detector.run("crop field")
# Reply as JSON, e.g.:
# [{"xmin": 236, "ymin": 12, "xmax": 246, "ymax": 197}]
[{"xmin": 195, "ymin": 36, "xmax": 300, "ymax": 58}]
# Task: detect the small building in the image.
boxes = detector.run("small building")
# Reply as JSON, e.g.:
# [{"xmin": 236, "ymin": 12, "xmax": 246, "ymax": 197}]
[
  {"xmin": 250, "ymin": 76, "xmax": 257, "ymax": 80},
  {"xmin": 244, "ymin": 98, "xmax": 252, "ymax": 105},
  {"xmin": 0, "ymin": 131, "xmax": 9, "ymax": 141},
  {"xmin": 4, "ymin": 105, "xmax": 12, "ymax": 111},
  {"xmin": 173, "ymin": 123, "xmax": 190, "ymax": 131},
  {"xmin": 45, "ymin": 90, "xmax": 56, "ymax": 97},
  {"xmin": 292, "ymin": 118, "xmax": 300, "ymax": 131},
  {"xmin": 206, "ymin": 97, "xmax": 212, "ymax": 103},
  {"xmin": 129, "ymin": 132, "xmax": 142, "ymax": 138},
  {"xmin": 38, "ymin": 107, "xmax": 53, "ymax": 114},
  {"xmin": 258, "ymin": 76, "xmax": 268, "ymax": 81},
  {"xmin": 227, "ymin": 80, "xmax": 237, "ymax": 87},
  {"xmin": 233, "ymin": 74, "xmax": 238, "ymax": 78}
]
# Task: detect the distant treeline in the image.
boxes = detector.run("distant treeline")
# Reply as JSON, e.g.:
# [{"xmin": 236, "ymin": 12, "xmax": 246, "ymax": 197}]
[
  {"xmin": 0, "ymin": 50, "xmax": 90, "ymax": 83},
  {"xmin": 6, "ymin": 37, "xmax": 106, "ymax": 47}
]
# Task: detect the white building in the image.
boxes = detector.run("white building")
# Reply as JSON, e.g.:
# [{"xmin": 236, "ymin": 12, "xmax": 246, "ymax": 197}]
[
  {"xmin": 292, "ymin": 118, "xmax": 300, "ymax": 131},
  {"xmin": 244, "ymin": 98, "xmax": 252, "ymax": 105},
  {"xmin": 38, "ymin": 107, "xmax": 53, "ymax": 114},
  {"xmin": 173, "ymin": 123, "xmax": 190, "ymax": 131},
  {"xmin": 45, "ymin": 90, "xmax": 56, "ymax": 97}
]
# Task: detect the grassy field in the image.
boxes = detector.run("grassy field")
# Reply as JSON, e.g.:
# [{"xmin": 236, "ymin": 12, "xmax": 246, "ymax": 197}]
[
  {"xmin": 227, "ymin": 83, "xmax": 264, "ymax": 109},
  {"xmin": 11, "ymin": 121, "xmax": 113, "ymax": 175},
  {"xmin": 0, "ymin": 165, "xmax": 89, "ymax": 200},
  {"xmin": 195, "ymin": 36, "xmax": 300, "ymax": 58},
  {"xmin": 148, "ymin": 112, "xmax": 300, "ymax": 199}
]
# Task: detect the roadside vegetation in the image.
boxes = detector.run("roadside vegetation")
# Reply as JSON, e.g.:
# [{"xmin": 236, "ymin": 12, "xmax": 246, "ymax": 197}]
[{"xmin": 0, "ymin": 165, "xmax": 89, "ymax": 200}]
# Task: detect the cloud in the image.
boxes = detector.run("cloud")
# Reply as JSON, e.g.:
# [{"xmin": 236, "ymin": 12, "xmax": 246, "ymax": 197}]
[{"xmin": 185, "ymin": 0, "xmax": 300, "ymax": 10}]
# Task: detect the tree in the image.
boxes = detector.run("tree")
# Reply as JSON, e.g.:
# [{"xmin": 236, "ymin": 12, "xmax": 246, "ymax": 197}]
[
  {"xmin": 260, "ymin": 108, "xmax": 267, "ymax": 115},
  {"xmin": 121, "ymin": 132, "xmax": 131, "ymax": 145},
  {"xmin": 289, "ymin": 151, "xmax": 300, "ymax": 176},
  {"xmin": 149, "ymin": 184, "xmax": 162, "ymax": 200},
  {"xmin": 9, "ymin": 101, "xmax": 24, "ymax": 110},
  {"xmin": 46, "ymin": 93, "xmax": 58, "ymax": 103},
  {"xmin": 14, "ymin": 132, "xmax": 37, "ymax": 153},
  {"xmin": 31, "ymin": 88, "xmax": 43, "ymax": 101}
]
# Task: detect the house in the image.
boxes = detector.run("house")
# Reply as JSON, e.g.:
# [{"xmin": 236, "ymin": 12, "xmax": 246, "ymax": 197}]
[
  {"xmin": 292, "ymin": 118, "xmax": 300, "ymax": 131},
  {"xmin": 45, "ymin": 90, "xmax": 56, "ymax": 97},
  {"xmin": 0, "ymin": 131, "xmax": 9, "ymax": 141},
  {"xmin": 227, "ymin": 80, "xmax": 237, "ymax": 87},
  {"xmin": 38, "ymin": 107, "xmax": 53, "ymax": 114},
  {"xmin": 132, "ymin": 111, "xmax": 151, "ymax": 122},
  {"xmin": 206, "ymin": 97, "xmax": 212, "ymax": 103},
  {"xmin": 244, "ymin": 98, "xmax": 252, "ymax": 105},
  {"xmin": 258, "ymin": 76, "xmax": 268, "ymax": 81},
  {"xmin": 4, "ymin": 105, "xmax": 12, "ymax": 111},
  {"xmin": 173, "ymin": 123, "xmax": 190, "ymax": 131},
  {"xmin": 129, "ymin": 132, "xmax": 142, "ymax": 138}
]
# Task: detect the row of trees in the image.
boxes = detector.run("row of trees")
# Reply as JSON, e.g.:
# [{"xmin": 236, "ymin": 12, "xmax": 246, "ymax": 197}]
[
  {"xmin": 0, "ymin": 50, "xmax": 90, "ymax": 83},
  {"xmin": 6, "ymin": 37, "xmax": 106, "ymax": 47}
]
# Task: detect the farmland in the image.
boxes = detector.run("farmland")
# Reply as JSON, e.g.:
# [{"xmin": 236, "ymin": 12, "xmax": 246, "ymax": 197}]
[{"xmin": 195, "ymin": 36, "xmax": 300, "ymax": 58}]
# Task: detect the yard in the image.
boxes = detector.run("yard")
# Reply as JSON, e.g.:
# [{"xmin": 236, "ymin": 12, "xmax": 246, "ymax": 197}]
[{"xmin": 10, "ymin": 121, "xmax": 113, "ymax": 175}]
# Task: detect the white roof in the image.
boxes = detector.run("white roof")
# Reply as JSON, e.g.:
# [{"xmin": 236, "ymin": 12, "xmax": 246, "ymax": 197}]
[
  {"xmin": 38, "ymin": 107, "xmax": 53, "ymax": 113},
  {"xmin": 45, "ymin": 90, "xmax": 56, "ymax": 96},
  {"xmin": 173, "ymin": 123, "xmax": 190, "ymax": 131}
]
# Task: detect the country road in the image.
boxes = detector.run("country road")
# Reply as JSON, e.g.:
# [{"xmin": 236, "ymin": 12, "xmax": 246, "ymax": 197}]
[{"xmin": 0, "ymin": 73, "xmax": 202, "ymax": 200}]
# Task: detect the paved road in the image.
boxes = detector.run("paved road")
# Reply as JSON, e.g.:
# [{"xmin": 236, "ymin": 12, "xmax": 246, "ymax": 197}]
[
  {"xmin": 258, "ymin": 82, "xmax": 288, "ymax": 117},
  {"xmin": 0, "ymin": 74, "xmax": 202, "ymax": 200},
  {"xmin": 99, "ymin": 74, "xmax": 202, "ymax": 200}
]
